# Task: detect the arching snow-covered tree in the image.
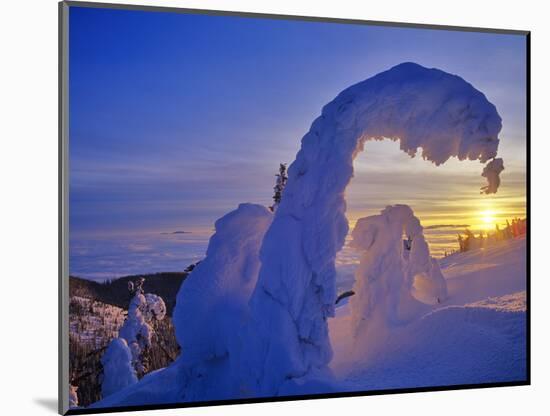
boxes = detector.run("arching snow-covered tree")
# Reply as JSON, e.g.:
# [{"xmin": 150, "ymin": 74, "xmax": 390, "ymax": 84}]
[{"xmin": 242, "ymin": 62, "xmax": 503, "ymax": 395}]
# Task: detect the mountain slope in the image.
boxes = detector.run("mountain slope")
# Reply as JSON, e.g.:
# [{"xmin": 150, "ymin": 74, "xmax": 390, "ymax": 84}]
[{"xmin": 70, "ymin": 271, "xmax": 189, "ymax": 316}]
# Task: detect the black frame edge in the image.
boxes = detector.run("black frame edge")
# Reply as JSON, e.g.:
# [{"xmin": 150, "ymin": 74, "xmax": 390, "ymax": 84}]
[
  {"xmin": 525, "ymin": 31, "xmax": 531, "ymax": 386},
  {"xmin": 66, "ymin": 381, "xmax": 530, "ymax": 415},
  {"xmin": 63, "ymin": 0, "xmax": 530, "ymax": 35}
]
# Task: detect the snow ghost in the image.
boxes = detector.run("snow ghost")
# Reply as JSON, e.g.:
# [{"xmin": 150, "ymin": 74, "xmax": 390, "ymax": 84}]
[
  {"xmin": 172, "ymin": 203, "xmax": 273, "ymax": 401},
  {"xmin": 101, "ymin": 338, "xmax": 138, "ymax": 398},
  {"xmin": 118, "ymin": 291, "xmax": 166, "ymax": 375},
  {"xmin": 349, "ymin": 205, "xmax": 447, "ymax": 350},
  {"xmin": 101, "ymin": 282, "xmax": 167, "ymax": 398},
  {"xmin": 242, "ymin": 62, "xmax": 502, "ymax": 395}
]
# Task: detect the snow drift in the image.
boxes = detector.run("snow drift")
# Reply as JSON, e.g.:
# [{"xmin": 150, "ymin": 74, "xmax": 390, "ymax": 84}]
[{"xmin": 242, "ymin": 62, "xmax": 503, "ymax": 394}]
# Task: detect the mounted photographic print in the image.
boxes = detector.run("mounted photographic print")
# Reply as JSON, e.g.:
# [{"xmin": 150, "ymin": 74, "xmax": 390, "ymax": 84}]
[{"xmin": 59, "ymin": 2, "xmax": 530, "ymax": 414}]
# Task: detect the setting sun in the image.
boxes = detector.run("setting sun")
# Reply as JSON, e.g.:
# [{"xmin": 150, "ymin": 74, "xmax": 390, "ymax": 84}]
[
  {"xmin": 480, "ymin": 209, "xmax": 498, "ymax": 229},
  {"xmin": 481, "ymin": 209, "xmax": 496, "ymax": 223}
]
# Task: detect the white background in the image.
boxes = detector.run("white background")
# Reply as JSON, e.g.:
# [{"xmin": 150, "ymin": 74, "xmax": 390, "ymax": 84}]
[{"xmin": 1, "ymin": 0, "xmax": 548, "ymax": 414}]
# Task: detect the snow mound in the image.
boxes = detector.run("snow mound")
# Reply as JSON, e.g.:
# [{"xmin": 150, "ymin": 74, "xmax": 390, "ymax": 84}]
[{"xmin": 243, "ymin": 62, "xmax": 503, "ymax": 394}]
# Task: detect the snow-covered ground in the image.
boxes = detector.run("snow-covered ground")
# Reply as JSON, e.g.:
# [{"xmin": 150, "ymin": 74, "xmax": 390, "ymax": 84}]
[
  {"xmin": 92, "ymin": 235, "xmax": 526, "ymax": 409},
  {"xmin": 329, "ymin": 235, "xmax": 527, "ymax": 390}
]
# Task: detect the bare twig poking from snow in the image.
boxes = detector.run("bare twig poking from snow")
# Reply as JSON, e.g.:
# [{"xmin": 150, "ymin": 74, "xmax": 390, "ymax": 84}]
[
  {"xmin": 350, "ymin": 205, "xmax": 447, "ymax": 352},
  {"xmin": 242, "ymin": 62, "xmax": 502, "ymax": 395}
]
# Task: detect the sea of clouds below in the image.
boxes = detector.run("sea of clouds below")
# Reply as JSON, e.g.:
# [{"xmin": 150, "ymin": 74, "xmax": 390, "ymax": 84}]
[{"xmin": 70, "ymin": 227, "xmax": 461, "ymax": 286}]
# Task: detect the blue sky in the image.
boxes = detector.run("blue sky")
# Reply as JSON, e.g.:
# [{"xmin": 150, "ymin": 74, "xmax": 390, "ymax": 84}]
[{"xmin": 69, "ymin": 6, "xmax": 526, "ymax": 254}]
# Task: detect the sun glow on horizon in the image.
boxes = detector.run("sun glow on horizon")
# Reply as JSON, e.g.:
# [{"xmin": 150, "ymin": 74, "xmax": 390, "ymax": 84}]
[{"xmin": 480, "ymin": 209, "xmax": 497, "ymax": 228}]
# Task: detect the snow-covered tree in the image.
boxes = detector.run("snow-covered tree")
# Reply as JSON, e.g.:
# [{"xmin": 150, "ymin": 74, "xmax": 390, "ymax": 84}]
[
  {"xmin": 69, "ymin": 385, "xmax": 79, "ymax": 408},
  {"xmin": 270, "ymin": 163, "xmax": 288, "ymax": 211},
  {"xmin": 118, "ymin": 280, "xmax": 166, "ymax": 376},
  {"xmin": 101, "ymin": 338, "xmax": 138, "ymax": 398},
  {"xmin": 241, "ymin": 62, "xmax": 503, "ymax": 396},
  {"xmin": 349, "ymin": 205, "xmax": 448, "ymax": 352},
  {"xmin": 101, "ymin": 278, "xmax": 167, "ymax": 397},
  {"xmin": 172, "ymin": 203, "xmax": 273, "ymax": 401}
]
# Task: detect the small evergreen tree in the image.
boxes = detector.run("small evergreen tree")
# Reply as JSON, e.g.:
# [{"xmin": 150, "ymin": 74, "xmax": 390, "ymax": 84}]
[{"xmin": 270, "ymin": 163, "xmax": 288, "ymax": 211}]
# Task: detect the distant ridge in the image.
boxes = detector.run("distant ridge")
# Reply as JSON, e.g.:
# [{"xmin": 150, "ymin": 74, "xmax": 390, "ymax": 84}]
[
  {"xmin": 69, "ymin": 271, "xmax": 189, "ymax": 316},
  {"xmin": 425, "ymin": 224, "xmax": 470, "ymax": 230}
]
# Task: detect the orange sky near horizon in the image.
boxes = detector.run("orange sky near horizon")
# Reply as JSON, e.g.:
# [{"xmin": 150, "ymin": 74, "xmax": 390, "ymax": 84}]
[{"xmin": 344, "ymin": 139, "xmax": 527, "ymax": 256}]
